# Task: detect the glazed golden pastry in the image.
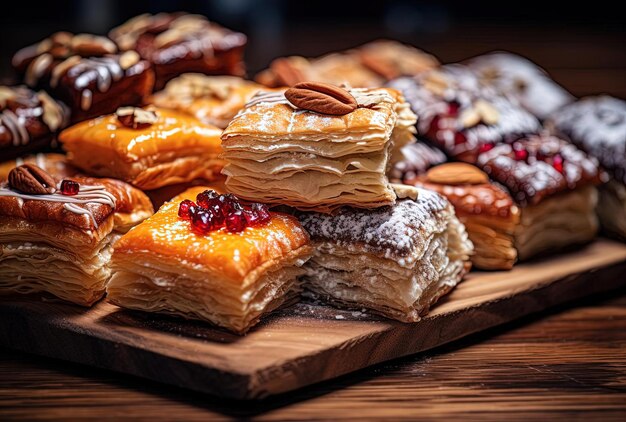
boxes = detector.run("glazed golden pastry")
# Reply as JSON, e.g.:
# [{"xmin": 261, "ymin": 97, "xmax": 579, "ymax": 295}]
[
  {"xmin": 59, "ymin": 106, "xmax": 224, "ymax": 190},
  {"xmin": 0, "ymin": 161, "xmax": 153, "ymax": 306},
  {"xmin": 150, "ymin": 74, "xmax": 272, "ymax": 129},
  {"xmin": 221, "ymin": 86, "xmax": 417, "ymax": 213},
  {"xmin": 408, "ymin": 163, "xmax": 520, "ymax": 270},
  {"xmin": 107, "ymin": 186, "xmax": 312, "ymax": 334},
  {"xmin": 299, "ymin": 185, "xmax": 473, "ymax": 322},
  {"xmin": 0, "ymin": 153, "xmax": 78, "ymax": 181}
]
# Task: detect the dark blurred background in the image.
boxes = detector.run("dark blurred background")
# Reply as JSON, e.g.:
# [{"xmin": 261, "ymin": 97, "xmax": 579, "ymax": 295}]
[{"xmin": 1, "ymin": 0, "xmax": 624, "ymax": 97}]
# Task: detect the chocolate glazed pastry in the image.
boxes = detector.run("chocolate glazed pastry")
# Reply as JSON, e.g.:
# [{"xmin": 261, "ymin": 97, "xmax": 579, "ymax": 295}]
[
  {"xmin": 12, "ymin": 32, "xmax": 154, "ymax": 122},
  {"xmin": 0, "ymin": 86, "xmax": 69, "ymax": 160},
  {"xmin": 477, "ymin": 133, "xmax": 605, "ymax": 260},
  {"xmin": 388, "ymin": 65, "xmax": 541, "ymax": 163},
  {"xmin": 548, "ymin": 96, "xmax": 626, "ymax": 240},
  {"xmin": 109, "ymin": 13, "xmax": 247, "ymax": 90}
]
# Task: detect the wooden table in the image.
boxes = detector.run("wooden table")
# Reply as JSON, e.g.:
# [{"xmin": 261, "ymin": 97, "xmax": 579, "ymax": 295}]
[{"xmin": 1, "ymin": 289, "xmax": 625, "ymax": 420}]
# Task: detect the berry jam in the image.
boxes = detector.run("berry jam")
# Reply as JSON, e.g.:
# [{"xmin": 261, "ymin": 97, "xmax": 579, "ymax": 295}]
[
  {"xmin": 179, "ymin": 190, "xmax": 272, "ymax": 234},
  {"xmin": 479, "ymin": 143, "xmax": 495, "ymax": 153},
  {"xmin": 552, "ymin": 154, "xmax": 564, "ymax": 173},
  {"xmin": 60, "ymin": 179, "xmax": 80, "ymax": 196}
]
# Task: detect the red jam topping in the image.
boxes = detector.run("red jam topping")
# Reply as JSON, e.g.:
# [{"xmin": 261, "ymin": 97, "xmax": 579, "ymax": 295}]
[
  {"xmin": 479, "ymin": 142, "xmax": 495, "ymax": 153},
  {"xmin": 60, "ymin": 179, "xmax": 80, "ymax": 195},
  {"xmin": 179, "ymin": 190, "xmax": 272, "ymax": 234},
  {"xmin": 552, "ymin": 154, "xmax": 564, "ymax": 173}
]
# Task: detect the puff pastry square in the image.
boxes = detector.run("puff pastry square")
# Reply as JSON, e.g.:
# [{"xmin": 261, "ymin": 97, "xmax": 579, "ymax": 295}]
[
  {"xmin": 107, "ymin": 187, "xmax": 312, "ymax": 334},
  {"xmin": 0, "ymin": 162, "xmax": 153, "ymax": 306},
  {"xmin": 221, "ymin": 87, "xmax": 417, "ymax": 213},
  {"xmin": 59, "ymin": 106, "xmax": 224, "ymax": 190},
  {"xmin": 298, "ymin": 186, "xmax": 473, "ymax": 322},
  {"xmin": 150, "ymin": 74, "xmax": 271, "ymax": 129}
]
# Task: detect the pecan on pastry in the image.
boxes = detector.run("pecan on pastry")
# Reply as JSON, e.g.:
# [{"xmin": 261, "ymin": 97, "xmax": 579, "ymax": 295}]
[
  {"xmin": 407, "ymin": 163, "xmax": 519, "ymax": 270},
  {"xmin": 59, "ymin": 106, "xmax": 224, "ymax": 190},
  {"xmin": 107, "ymin": 186, "xmax": 312, "ymax": 334},
  {"xmin": 465, "ymin": 51, "xmax": 574, "ymax": 120},
  {"xmin": 221, "ymin": 86, "xmax": 417, "ymax": 213},
  {"xmin": 109, "ymin": 13, "xmax": 247, "ymax": 90},
  {"xmin": 0, "ymin": 153, "xmax": 79, "ymax": 182},
  {"xmin": 547, "ymin": 95, "xmax": 626, "ymax": 240},
  {"xmin": 0, "ymin": 86, "xmax": 69, "ymax": 160},
  {"xmin": 388, "ymin": 65, "xmax": 541, "ymax": 163},
  {"xmin": 0, "ymin": 162, "xmax": 153, "ymax": 306},
  {"xmin": 298, "ymin": 186, "xmax": 473, "ymax": 322}
]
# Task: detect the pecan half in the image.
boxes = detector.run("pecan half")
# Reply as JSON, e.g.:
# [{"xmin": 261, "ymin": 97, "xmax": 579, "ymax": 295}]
[
  {"xmin": 70, "ymin": 34, "xmax": 117, "ymax": 56},
  {"xmin": 270, "ymin": 58, "xmax": 307, "ymax": 87},
  {"xmin": 426, "ymin": 163, "xmax": 489, "ymax": 185},
  {"xmin": 8, "ymin": 164, "xmax": 57, "ymax": 194},
  {"xmin": 285, "ymin": 82, "xmax": 358, "ymax": 115},
  {"xmin": 116, "ymin": 107, "xmax": 158, "ymax": 129}
]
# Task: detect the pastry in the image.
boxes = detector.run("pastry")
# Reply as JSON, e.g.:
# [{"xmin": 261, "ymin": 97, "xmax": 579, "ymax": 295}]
[
  {"xmin": 0, "ymin": 161, "xmax": 153, "ymax": 306},
  {"xmin": 109, "ymin": 13, "xmax": 246, "ymax": 90},
  {"xmin": 299, "ymin": 185, "xmax": 473, "ymax": 322},
  {"xmin": 0, "ymin": 153, "xmax": 78, "ymax": 181},
  {"xmin": 256, "ymin": 40, "xmax": 438, "ymax": 88},
  {"xmin": 388, "ymin": 65, "xmax": 541, "ymax": 163},
  {"xmin": 12, "ymin": 32, "xmax": 154, "ymax": 122},
  {"xmin": 0, "ymin": 86, "xmax": 69, "ymax": 160},
  {"xmin": 407, "ymin": 163, "xmax": 519, "ymax": 270},
  {"xmin": 59, "ymin": 106, "xmax": 224, "ymax": 190},
  {"xmin": 477, "ymin": 133, "xmax": 603, "ymax": 260},
  {"xmin": 466, "ymin": 51, "xmax": 574, "ymax": 120},
  {"xmin": 150, "ymin": 74, "xmax": 270, "ymax": 129},
  {"xmin": 221, "ymin": 83, "xmax": 417, "ymax": 212},
  {"xmin": 107, "ymin": 187, "xmax": 312, "ymax": 334},
  {"xmin": 389, "ymin": 142, "xmax": 447, "ymax": 183},
  {"xmin": 548, "ymin": 96, "xmax": 626, "ymax": 239}
]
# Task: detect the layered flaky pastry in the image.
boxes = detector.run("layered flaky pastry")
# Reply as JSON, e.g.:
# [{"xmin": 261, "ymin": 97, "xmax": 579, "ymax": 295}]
[
  {"xmin": 150, "ymin": 74, "xmax": 272, "ymax": 129},
  {"xmin": 408, "ymin": 163, "xmax": 520, "ymax": 270},
  {"xmin": 298, "ymin": 186, "xmax": 473, "ymax": 322},
  {"xmin": 107, "ymin": 187, "xmax": 312, "ymax": 334},
  {"xmin": 59, "ymin": 106, "xmax": 224, "ymax": 190},
  {"xmin": 221, "ymin": 88, "xmax": 417, "ymax": 213},
  {"xmin": 0, "ymin": 163, "xmax": 153, "ymax": 306}
]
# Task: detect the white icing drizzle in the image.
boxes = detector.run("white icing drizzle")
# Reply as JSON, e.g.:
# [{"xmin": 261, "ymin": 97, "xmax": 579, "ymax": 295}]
[
  {"xmin": 25, "ymin": 53, "xmax": 53, "ymax": 87},
  {"xmin": 245, "ymin": 91, "xmax": 290, "ymax": 108},
  {"xmin": 1, "ymin": 109, "xmax": 30, "ymax": 146},
  {"xmin": 0, "ymin": 184, "xmax": 116, "ymax": 228}
]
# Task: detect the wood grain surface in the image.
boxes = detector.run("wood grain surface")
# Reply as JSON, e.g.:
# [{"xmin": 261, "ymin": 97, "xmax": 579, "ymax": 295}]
[{"xmin": 1, "ymin": 240, "xmax": 626, "ymax": 402}]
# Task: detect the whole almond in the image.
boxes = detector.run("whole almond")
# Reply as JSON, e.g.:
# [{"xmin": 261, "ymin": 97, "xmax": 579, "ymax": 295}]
[
  {"xmin": 116, "ymin": 107, "xmax": 158, "ymax": 129},
  {"xmin": 271, "ymin": 58, "xmax": 307, "ymax": 87},
  {"xmin": 426, "ymin": 163, "xmax": 489, "ymax": 185},
  {"xmin": 285, "ymin": 82, "xmax": 358, "ymax": 115},
  {"xmin": 8, "ymin": 164, "xmax": 57, "ymax": 194}
]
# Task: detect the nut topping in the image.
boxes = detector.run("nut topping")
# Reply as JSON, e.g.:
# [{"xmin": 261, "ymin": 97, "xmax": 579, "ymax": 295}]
[
  {"xmin": 391, "ymin": 184, "xmax": 419, "ymax": 200},
  {"xmin": 115, "ymin": 107, "xmax": 158, "ymax": 129},
  {"xmin": 70, "ymin": 34, "xmax": 117, "ymax": 56},
  {"xmin": 0, "ymin": 86, "xmax": 16, "ymax": 108},
  {"xmin": 119, "ymin": 50, "xmax": 140, "ymax": 70},
  {"xmin": 271, "ymin": 58, "xmax": 307, "ymax": 87},
  {"xmin": 285, "ymin": 82, "xmax": 358, "ymax": 115},
  {"xmin": 460, "ymin": 99, "xmax": 500, "ymax": 128},
  {"xmin": 425, "ymin": 163, "xmax": 489, "ymax": 185},
  {"xmin": 8, "ymin": 164, "xmax": 57, "ymax": 195},
  {"xmin": 38, "ymin": 91, "xmax": 65, "ymax": 131}
]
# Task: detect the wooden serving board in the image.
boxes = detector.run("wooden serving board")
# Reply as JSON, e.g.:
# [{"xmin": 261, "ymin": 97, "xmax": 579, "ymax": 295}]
[{"xmin": 1, "ymin": 239, "xmax": 626, "ymax": 400}]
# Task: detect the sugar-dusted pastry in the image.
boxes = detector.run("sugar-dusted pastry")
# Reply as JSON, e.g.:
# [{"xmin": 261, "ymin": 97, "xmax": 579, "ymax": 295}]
[
  {"xmin": 477, "ymin": 133, "xmax": 604, "ymax": 260},
  {"xmin": 548, "ymin": 96, "xmax": 626, "ymax": 239},
  {"xmin": 256, "ymin": 40, "xmax": 438, "ymax": 88},
  {"xmin": 12, "ymin": 32, "xmax": 154, "ymax": 122},
  {"xmin": 109, "ymin": 13, "xmax": 246, "ymax": 90},
  {"xmin": 221, "ymin": 83, "xmax": 417, "ymax": 213},
  {"xmin": 107, "ymin": 187, "xmax": 312, "ymax": 334},
  {"xmin": 299, "ymin": 185, "xmax": 473, "ymax": 322},
  {"xmin": 150, "ymin": 74, "xmax": 270, "ymax": 129},
  {"xmin": 407, "ymin": 163, "xmax": 519, "ymax": 270},
  {"xmin": 389, "ymin": 65, "xmax": 541, "ymax": 163},
  {"xmin": 0, "ymin": 162, "xmax": 153, "ymax": 306},
  {"xmin": 389, "ymin": 142, "xmax": 447, "ymax": 183},
  {"xmin": 59, "ymin": 106, "xmax": 224, "ymax": 190},
  {"xmin": 0, "ymin": 86, "xmax": 69, "ymax": 160},
  {"xmin": 466, "ymin": 51, "xmax": 574, "ymax": 120}
]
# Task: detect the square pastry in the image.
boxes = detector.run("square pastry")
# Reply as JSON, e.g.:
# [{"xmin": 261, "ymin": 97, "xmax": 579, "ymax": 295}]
[
  {"xmin": 298, "ymin": 185, "xmax": 473, "ymax": 322},
  {"xmin": 109, "ymin": 13, "xmax": 247, "ymax": 90},
  {"xmin": 389, "ymin": 65, "xmax": 541, "ymax": 163},
  {"xmin": 59, "ymin": 106, "xmax": 224, "ymax": 190},
  {"xmin": 407, "ymin": 162, "xmax": 520, "ymax": 270},
  {"xmin": 150, "ymin": 74, "xmax": 270, "ymax": 129},
  {"xmin": 389, "ymin": 142, "xmax": 447, "ymax": 184},
  {"xmin": 221, "ymin": 84, "xmax": 417, "ymax": 212},
  {"xmin": 0, "ymin": 159, "xmax": 153, "ymax": 306},
  {"xmin": 12, "ymin": 32, "xmax": 154, "ymax": 122},
  {"xmin": 465, "ymin": 51, "xmax": 574, "ymax": 120},
  {"xmin": 548, "ymin": 96, "xmax": 626, "ymax": 239},
  {"xmin": 477, "ymin": 133, "xmax": 604, "ymax": 260},
  {"xmin": 107, "ymin": 187, "xmax": 312, "ymax": 334}
]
